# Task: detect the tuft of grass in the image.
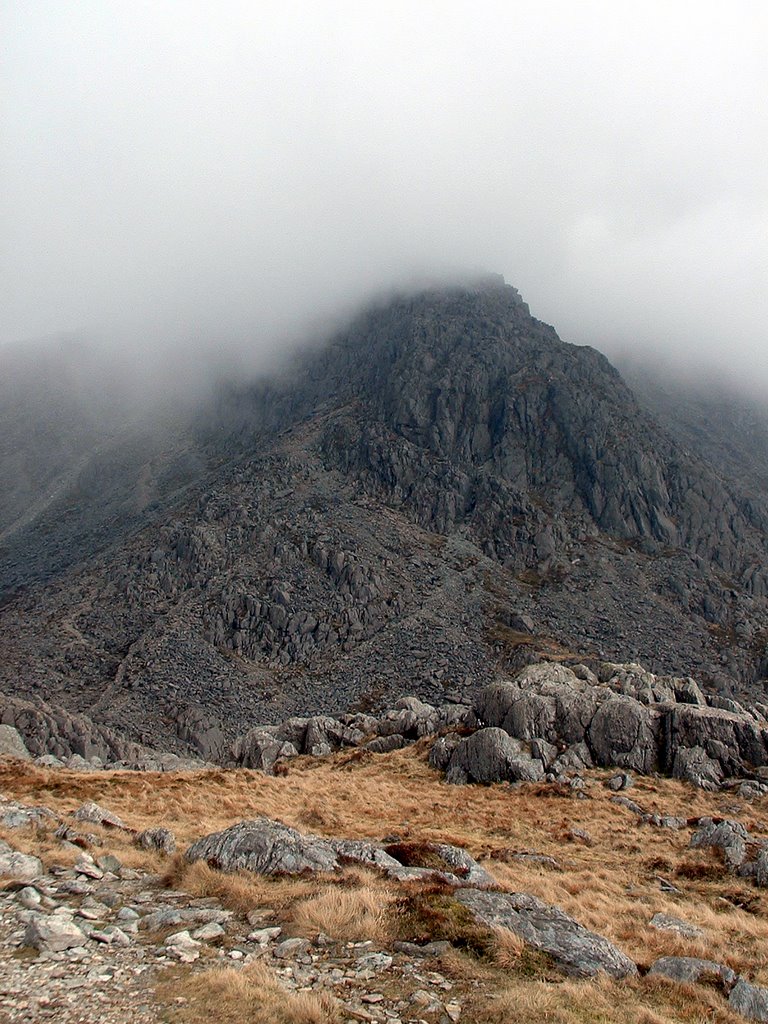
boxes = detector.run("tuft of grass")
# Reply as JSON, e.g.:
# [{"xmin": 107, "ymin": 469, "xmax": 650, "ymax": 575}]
[
  {"xmin": 289, "ymin": 883, "xmax": 395, "ymax": 942},
  {"xmin": 160, "ymin": 961, "xmax": 341, "ymax": 1024}
]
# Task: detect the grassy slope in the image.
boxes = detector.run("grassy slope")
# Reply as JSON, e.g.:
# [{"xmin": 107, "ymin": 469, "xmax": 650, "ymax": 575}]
[{"xmin": 2, "ymin": 743, "xmax": 767, "ymax": 1023}]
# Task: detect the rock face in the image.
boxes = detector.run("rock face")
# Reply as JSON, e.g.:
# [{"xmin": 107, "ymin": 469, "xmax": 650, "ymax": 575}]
[
  {"xmin": 456, "ymin": 888, "xmax": 637, "ymax": 979},
  {"xmin": 2, "ymin": 279, "xmax": 768, "ymax": 758}
]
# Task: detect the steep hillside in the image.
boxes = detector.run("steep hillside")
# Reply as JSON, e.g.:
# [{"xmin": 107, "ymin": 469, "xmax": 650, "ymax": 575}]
[{"xmin": 1, "ymin": 278, "xmax": 767, "ymax": 757}]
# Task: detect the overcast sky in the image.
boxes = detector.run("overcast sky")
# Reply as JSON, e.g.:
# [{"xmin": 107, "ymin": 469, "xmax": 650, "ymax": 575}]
[{"xmin": 2, "ymin": 1, "xmax": 766, "ymax": 393}]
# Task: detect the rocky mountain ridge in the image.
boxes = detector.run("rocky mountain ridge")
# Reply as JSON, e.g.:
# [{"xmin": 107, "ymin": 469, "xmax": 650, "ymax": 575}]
[{"xmin": 1, "ymin": 277, "xmax": 767, "ymax": 757}]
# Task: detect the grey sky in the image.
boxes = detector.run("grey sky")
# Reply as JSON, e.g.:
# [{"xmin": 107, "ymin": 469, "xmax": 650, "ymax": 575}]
[{"xmin": 2, "ymin": 1, "xmax": 766, "ymax": 392}]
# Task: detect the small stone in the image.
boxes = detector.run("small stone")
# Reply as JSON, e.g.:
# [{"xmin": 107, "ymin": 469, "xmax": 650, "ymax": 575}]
[
  {"xmin": 193, "ymin": 922, "xmax": 225, "ymax": 941},
  {"xmin": 96, "ymin": 854, "xmax": 122, "ymax": 874},
  {"xmin": 17, "ymin": 886, "xmax": 41, "ymax": 909},
  {"xmin": 355, "ymin": 952, "xmax": 393, "ymax": 973},
  {"xmin": 649, "ymin": 913, "xmax": 703, "ymax": 939},
  {"xmin": 274, "ymin": 937, "xmax": 311, "ymax": 959},
  {"xmin": 24, "ymin": 916, "xmax": 87, "ymax": 952},
  {"xmin": 72, "ymin": 802, "xmax": 127, "ymax": 829},
  {"xmin": 248, "ymin": 926, "xmax": 283, "ymax": 943},
  {"xmin": 116, "ymin": 907, "xmax": 140, "ymax": 922},
  {"xmin": 444, "ymin": 1004, "xmax": 462, "ymax": 1022}
]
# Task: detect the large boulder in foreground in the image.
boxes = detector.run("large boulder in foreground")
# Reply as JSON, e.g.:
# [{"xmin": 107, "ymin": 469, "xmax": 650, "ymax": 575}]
[
  {"xmin": 186, "ymin": 818, "xmax": 339, "ymax": 875},
  {"xmin": 456, "ymin": 888, "xmax": 637, "ymax": 978},
  {"xmin": 185, "ymin": 817, "xmax": 496, "ymax": 887}
]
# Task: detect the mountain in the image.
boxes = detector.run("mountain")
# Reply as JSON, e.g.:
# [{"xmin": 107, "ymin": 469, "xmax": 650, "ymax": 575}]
[{"xmin": 1, "ymin": 276, "xmax": 767, "ymax": 758}]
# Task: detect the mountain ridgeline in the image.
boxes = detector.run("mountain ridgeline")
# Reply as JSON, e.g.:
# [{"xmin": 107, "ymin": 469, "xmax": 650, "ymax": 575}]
[{"xmin": 1, "ymin": 276, "xmax": 767, "ymax": 759}]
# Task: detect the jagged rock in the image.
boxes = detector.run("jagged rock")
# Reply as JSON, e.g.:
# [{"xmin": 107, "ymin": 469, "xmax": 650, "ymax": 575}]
[
  {"xmin": 445, "ymin": 728, "xmax": 544, "ymax": 785},
  {"xmin": 672, "ymin": 745, "xmax": 724, "ymax": 791},
  {"xmin": 0, "ymin": 840, "xmax": 43, "ymax": 882},
  {"xmin": 0, "ymin": 724, "xmax": 30, "ymax": 759},
  {"xmin": 429, "ymin": 735, "xmax": 461, "ymax": 771},
  {"xmin": 231, "ymin": 728, "xmax": 298, "ymax": 772},
  {"xmin": 134, "ymin": 826, "xmax": 177, "ymax": 855},
  {"xmin": 24, "ymin": 915, "xmax": 87, "ymax": 952},
  {"xmin": 456, "ymin": 888, "xmax": 637, "ymax": 978},
  {"xmin": 607, "ymin": 772, "xmax": 634, "ymax": 791},
  {"xmin": 378, "ymin": 696, "xmax": 438, "ymax": 739},
  {"xmin": 730, "ymin": 978, "xmax": 768, "ymax": 1021},
  {"xmin": 690, "ymin": 819, "xmax": 748, "ymax": 869},
  {"xmin": 665, "ymin": 704, "xmax": 768, "ymax": 777},
  {"xmin": 587, "ymin": 696, "xmax": 661, "ymax": 773},
  {"xmin": 648, "ymin": 956, "xmax": 736, "ymax": 988},
  {"xmin": 303, "ymin": 716, "xmax": 364, "ymax": 756},
  {"xmin": 530, "ymin": 738, "xmax": 559, "ymax": 767},
  {"xmin": 551, "ymin": 742, "xmax": 593, "ymax": 774},
  {"xmin": 72, "ymin": 802, "xmax": 128, "ymax": 830}
]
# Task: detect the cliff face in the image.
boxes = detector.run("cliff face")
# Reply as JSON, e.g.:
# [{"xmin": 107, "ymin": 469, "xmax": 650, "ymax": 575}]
[{"xmin": 1, "ymin": 278, "xmax": 767, "ymax": 756}]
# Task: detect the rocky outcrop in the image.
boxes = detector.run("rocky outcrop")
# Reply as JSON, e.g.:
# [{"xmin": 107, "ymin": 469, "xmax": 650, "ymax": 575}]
[
  {"xmin": 432, "ymin": 661, "xmax": 768, "ymax": 789},
  {"xmin": 185, "ymin": 817, "xmax": 495, "ymax": 888}
]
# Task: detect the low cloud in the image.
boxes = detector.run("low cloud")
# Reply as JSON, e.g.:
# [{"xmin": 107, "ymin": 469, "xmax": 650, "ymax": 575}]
[{"xmin": 1, "ymin": 1, "xmax": 766, "ymax": 396}]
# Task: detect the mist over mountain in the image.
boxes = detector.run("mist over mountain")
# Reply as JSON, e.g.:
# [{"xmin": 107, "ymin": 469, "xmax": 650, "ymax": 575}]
[
  {"xmin": 2, "ymin": 2, "xmax": 766, "ymax": 397},
  {"xmin": 1, "ymin": 278, "xmax": 767, "ymax": 761}
]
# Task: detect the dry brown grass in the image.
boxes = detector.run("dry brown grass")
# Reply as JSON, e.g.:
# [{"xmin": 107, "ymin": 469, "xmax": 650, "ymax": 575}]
[
  {"xmin": 289, "ymin": 882, "xmax": 395, "ymax": 942},
  {"xmin": 473, "ymin": 973, "xmax": 745, "ymax": 1024},
  {"xmin": 2, "ymin": 747, "xmax": 768, "ymax": 1022},
  {"xmin": 160, "ymin": 961, "xmax": 341, "ymax": 1024}
]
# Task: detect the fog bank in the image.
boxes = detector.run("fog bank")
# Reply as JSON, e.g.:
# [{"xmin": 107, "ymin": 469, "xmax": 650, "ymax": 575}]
[{"xmin": 2, "ymin": 2, "xmax": 766, "ymax": 396}]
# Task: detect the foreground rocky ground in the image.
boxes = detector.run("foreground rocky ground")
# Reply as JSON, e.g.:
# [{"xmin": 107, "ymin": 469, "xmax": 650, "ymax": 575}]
[{"xmin": 3, "ymin": 739, "xmax": 768, "ymax": 1023}]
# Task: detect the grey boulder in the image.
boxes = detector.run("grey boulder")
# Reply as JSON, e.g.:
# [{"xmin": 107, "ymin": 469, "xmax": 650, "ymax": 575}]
[
  {"xmin": 186, "ymin": 818, "xmax": 339, "ymax": 875},
  {"xmin": 24, "ymin": 915, "xmax": 87, "ymax": 952},
  {"xmin": 456, "ymin": 888, "xmax": 637, "ymax": 978},
  {"xmin": 730, "ymin": 978, "xmax": 768, "ymax": 1021},
  {"xmin": 648, "ymin": 956, "xmax": 736, "ymax": 988},
  {"xmin": 445, "ymin": 728, "xmax": 544, "ymax": 785}
]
